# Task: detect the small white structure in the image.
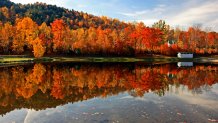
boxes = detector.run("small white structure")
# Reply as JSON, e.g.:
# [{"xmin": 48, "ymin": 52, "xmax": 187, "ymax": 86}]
[
  {"xmin": 177, "ymin": 52, "xmax": 193, "ymax": 58},
  {"xmin": 177, "ymin": 62, "xmax": 193, "ymax": 67}
]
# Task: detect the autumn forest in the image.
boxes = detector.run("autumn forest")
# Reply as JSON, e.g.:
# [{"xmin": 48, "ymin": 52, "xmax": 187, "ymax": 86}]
[{"xmin": 0, "ymin": 0, "xmax": 218, "ymax": 57}]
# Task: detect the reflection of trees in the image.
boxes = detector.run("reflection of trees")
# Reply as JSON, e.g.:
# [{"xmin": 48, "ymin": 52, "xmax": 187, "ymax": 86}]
[
  {"xmin": 16, "ymin": 64, "xmax": 46, "ymax": 98},
  {"xmin": 0, "ymin": 63, "xmax": 217, "ymax": 115}
]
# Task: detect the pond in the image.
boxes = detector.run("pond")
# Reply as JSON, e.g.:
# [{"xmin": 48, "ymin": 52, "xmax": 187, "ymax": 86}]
[{"xmin": 0, "ymin": 63, "xmax": 217, "ymax": 123}]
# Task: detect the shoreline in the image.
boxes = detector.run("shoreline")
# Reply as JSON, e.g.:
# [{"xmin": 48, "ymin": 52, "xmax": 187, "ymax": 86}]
[{"xmin": 1, "ymin": 56, "xmax": 218, "ymax": 65}]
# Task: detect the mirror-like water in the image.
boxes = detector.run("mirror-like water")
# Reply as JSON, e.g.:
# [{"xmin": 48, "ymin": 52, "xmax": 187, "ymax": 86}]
[{"xmin": 0, "ymin": 63, "xmax": 217, "ymax": 123}]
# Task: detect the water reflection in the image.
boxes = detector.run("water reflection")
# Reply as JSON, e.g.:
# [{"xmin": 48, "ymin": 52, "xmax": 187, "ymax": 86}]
[
  {"xmin": 0, "ymin": 63, "xmax": 217, "ymax": 122},
  {"xmin": 177, "ymin": 62, "xmax": 193, "ymax": 67}
]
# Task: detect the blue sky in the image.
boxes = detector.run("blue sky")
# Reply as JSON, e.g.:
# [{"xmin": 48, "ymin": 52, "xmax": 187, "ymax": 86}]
[{"xmin": 11, "ymin": 0, "xmax": 218, "ymax": 31}]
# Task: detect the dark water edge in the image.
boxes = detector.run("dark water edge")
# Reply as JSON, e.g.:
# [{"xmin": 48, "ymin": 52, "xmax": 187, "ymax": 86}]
[
  {"xmin": 0, "ymin": 56, "xmax": 218, "ymax": 67},
  {"xmin": 0, "ymin": 62, "xmax": 217, "ymax": 123}
]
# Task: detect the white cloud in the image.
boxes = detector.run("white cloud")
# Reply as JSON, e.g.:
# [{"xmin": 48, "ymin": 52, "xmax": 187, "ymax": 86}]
[
  {"xmin": 119, "ymin": 10, "xmax": 148, "ymax": 17},
  {"xmin": 119, "ymin": 0, "xmax": 218, "ymax": 31},
  {"xmin": 76, "ymin": 4, "xmax": 87, "ymax": 8},
  {"xmin": 118, "ymin": 4, "xmax": 167, "ymax": 26},
  {"xmin": 168, "ymin": 2, "xmax": 218, "ymax": 25},
  {"xmin": 119, "ymin": 4, "xmax": 166, "ymax": 17},
  {"xmin": 136, "ymin": 19, "xmax": 159, "ymax": 26}
]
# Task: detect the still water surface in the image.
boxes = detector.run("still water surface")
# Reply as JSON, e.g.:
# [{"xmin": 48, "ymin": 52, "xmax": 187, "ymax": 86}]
[{"xmin": 0, "ymin": 63, "xmax": 217, "ymax": 123}]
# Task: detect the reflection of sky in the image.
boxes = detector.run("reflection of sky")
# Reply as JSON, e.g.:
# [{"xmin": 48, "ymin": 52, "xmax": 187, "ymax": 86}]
[
  {"xmin": 167, "ymin": 84, "xmax": 218, "ymax": 109},
  {"xmin": 0, "ymin": 109, "xmax": 27, "ymax": 123},
  {"xmin": 0, "ymin": 84, "xmax": 217, "ymax": 123}
]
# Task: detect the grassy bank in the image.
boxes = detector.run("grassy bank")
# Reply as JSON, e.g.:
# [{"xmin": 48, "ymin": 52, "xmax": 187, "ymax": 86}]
[{"xmin": 0, "ymin": 56, "xmax": 218, "ymax": 65}]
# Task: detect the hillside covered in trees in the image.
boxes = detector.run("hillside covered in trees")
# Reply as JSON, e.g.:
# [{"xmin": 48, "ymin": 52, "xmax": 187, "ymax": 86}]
[{"xmin": 0, "ymin": 0, "xmax": 218, "ymax": 57}]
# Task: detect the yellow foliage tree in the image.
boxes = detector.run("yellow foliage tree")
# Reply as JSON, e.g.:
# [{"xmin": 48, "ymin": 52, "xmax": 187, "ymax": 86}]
[
  {"xmin": 32, "ymin": 38, "xmax": 46, "ymax": 58},
  {"xmin": 13, "ymin": 17, "xmax": 38, "ymax": 53}
]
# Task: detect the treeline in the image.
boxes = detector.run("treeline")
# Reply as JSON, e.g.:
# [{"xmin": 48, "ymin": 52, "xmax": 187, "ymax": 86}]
[
  {"xmin": 0, "ymin": 63, "xmax": 217, "ymax": 115},
  {"xmin": 0, "ymin": 0, "xmax": 218, "ymax": 57}
]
